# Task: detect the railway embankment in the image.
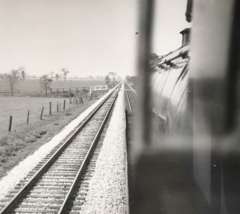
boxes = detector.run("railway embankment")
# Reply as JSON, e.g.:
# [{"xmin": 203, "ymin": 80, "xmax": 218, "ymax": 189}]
[
  {"xmin": 81, "ymin": 84, "xmax": 128, "ymax": 214},
  {"xmin": 0, "ymin": 88, "xmax": 116, "ymax": 202},
  {"xmin": 0, "ymin": 97, "xmax": 99, "ymax": 179}
]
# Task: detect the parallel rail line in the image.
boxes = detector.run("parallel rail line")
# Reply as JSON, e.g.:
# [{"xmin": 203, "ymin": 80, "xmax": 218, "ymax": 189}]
[
  {"xmin": 0, "ymin": 85, "xmax": 121, "ymax": 214},
  {"xmin": 125, "ymin": 82, "xmax": 137, "ymax": 101},
  {"xmin": 124, "ymin": 81, "xmax": 137, "ymax": 213},
  {"xmin": 124, "ymin": 82, "xmax": 137, "ymax": 112}
]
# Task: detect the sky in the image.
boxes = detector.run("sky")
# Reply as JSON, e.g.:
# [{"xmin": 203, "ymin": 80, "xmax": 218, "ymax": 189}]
[{"xmin": 0, "ymin": 0, "xmax": 190, "ymax": 78}]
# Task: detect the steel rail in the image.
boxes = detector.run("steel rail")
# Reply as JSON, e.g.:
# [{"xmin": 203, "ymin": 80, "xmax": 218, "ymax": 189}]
[
  {"xmin": 125, "ymin": 86, "xmax": 132, "ymax": 112},
  {"xmin": 125, "ymin": 81, "xmax": 138, "ymax": 100},
  {"xmin": 0, "ymin": 84, "xmax": 121, "ymax": 214},
  {"xmin": 58, "ymin": 90, "xmax": 119, "ymax": 213}
]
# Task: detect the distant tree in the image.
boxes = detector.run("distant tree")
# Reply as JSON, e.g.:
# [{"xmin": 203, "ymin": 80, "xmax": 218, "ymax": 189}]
[
  {"xmin": 55, "ymin": 73, "xmax": 60, "ymax": 81},
  {"xmin": 105, "ymin": 75, "xmax": 110, "ymax": 86},
  {"xmin": 7, "ymin": 69, "xmax": 19, "ymax": 96},
  {"xmin": 110, "ymin": 72, "xmax": 117, "ymax": 84},
  {"xmin": 19, "ymin": 67, "xmax": 26, "ymax": 81},
  {"xmin": 126, "ymin": 76, "xmax": 138, "ymax": 88},
  {"xmin": 39, "ymin": 75, "xmax": 52, "ymax": 96},
  {"xmin": 112, "ymin": 74, "xmax": 116, "ymax": 84},
  {"xmin": 105, "ymin": 72, "xmax": 118, "ymax": 88},
  {"xmin": 61, "ymin": 68, "xmax": 69, "ymax": 81},
  {"xmin": 3, "ymin": 73, "xmax": 8, "ymax": 80}
]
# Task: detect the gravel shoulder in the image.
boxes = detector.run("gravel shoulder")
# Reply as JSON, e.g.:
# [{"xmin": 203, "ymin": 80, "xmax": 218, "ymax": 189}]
[
  {"xmin": 0, "ymin": 89, "xmax": 114, "ymax": 201},
  {"xmin": 0, "ymin": 97, "xmax": 99, "ymax": 178},
  {"xmin": 81, "ymin": 84, "xmax": 128, "ymax": 214}
]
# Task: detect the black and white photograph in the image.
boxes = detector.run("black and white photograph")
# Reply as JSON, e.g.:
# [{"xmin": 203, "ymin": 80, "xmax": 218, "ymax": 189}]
[{"xmin": 0, "ymin": 0, "xmax": 239, "ymax": 213}]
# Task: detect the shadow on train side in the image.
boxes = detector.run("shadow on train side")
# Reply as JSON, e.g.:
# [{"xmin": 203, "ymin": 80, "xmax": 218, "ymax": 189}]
[
  {"xmin": 146, "ymin": 44, "xmax": 202, "ymax": 214},
  {"xmin": 131, "ymin": 43, "xmax": 240, "ymax": 214},
  {"xmin": 130, "ymin": 44, "xmax": 200, "ymax": 214},
  {"xmin": 128, "ymin": 0, "xmax": 240, "ymax": 213}
]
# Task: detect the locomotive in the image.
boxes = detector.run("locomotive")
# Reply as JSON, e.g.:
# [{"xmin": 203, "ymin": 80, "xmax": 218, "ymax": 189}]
[
  {"xmin": 129, "ymin": 0, "xmax": 240, "ymax": 214},
  {"xmin": 150, "ymin": 42, "xmax": 190, "ymax": 135}
]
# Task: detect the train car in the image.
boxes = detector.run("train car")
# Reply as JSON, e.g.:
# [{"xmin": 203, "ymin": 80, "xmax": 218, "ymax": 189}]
[
  {"xmin": 150, "ymin": 44, "xmax": 190, "ymax": 135},
  {"xmin": 129, "ymin": 0, "xmax": 240, "ymax": 214}
]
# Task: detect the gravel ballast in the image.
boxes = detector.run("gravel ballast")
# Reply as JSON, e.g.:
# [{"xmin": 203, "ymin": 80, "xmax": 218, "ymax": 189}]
[
  {"xmin": 81, "ymin": 84, "xmax": 128, "ymax": 214},
  {"xmin": 0, "ymin": 88, "xmax": 117, "ymax": 201}
]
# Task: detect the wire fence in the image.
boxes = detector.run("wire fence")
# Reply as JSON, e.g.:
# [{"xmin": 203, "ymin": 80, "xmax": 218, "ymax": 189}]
[{"xmin": 7, "ymin": 97, "xmax": 85, "ymax": 132}]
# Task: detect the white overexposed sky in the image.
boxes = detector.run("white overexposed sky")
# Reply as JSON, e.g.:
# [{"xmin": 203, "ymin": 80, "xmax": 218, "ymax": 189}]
[
  {"xmin": 0, "ymin": 0, "xmax": 189, "ymax": 77},
  {"xmin": 153, "ymin": 0, "xmax": 191, "ymax": 54}
]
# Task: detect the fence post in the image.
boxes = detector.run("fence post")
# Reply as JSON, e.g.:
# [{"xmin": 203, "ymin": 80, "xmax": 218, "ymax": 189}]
[
  {"xmin": 60, "ymin": 102, "xmax": 61, "ymax": 111},
  {"xmin": 49, "ymin": 102, "xmax": 52, "ymax": 115},
  {"xmin": 81, "ymin": 97, "xmax": 83, "ymax": 104},
  {"xmin": 57, "ymin": 101, "xmax": 59, "ymax": 112},
  {"xmin": 57, "ymin": 88, "xmax": 58, "ymax": 94},
  {"xmin": 27, "ymin": 110, "xmax": 30, "ymax": 124},
  {"xmin": 8, "ymin": 115, "xmax": 12, "ymax": 132},
  {"xmin": 64, "ymin": 100, "xmax": 66, "ymax": 110},
  {"xmin": 40, "ymin": 107, "xmax": 44, "ymax": 120}
]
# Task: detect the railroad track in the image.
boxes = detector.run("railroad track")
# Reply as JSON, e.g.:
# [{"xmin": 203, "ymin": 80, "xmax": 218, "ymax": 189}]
[
  {"xmin": 124, "ymin": 82, "xmax": 137, "ymax": 113},
  {"xmin": 0, "ymin": 85, "xmax": 120, "ymax": 214},
  {"xmin": 124, "ymin": 82, "xmax": 138, "ymax": 210}
]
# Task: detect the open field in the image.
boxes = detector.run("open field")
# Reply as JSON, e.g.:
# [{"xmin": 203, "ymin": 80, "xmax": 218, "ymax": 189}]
[
  {"xmin": 0, "ymin": 79, "xmax": 105, "ymax": 96},
  {"xmin": 0, "ymin": 96, "xmax": 77, "ymax": 133},
  {"xmin": 0, "ymin": 93, "xmax": 106, "ymax": 178},
  {"xmin": 0, "ymin": 79, "xmax": 107, "ymax": 178}
]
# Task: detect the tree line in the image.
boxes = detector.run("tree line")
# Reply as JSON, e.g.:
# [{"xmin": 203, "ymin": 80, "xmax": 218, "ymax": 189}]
[
  {"xmin": 104, "ymin": 72, "xmax": 120, "ymax": 88},
  {"xmin": 0, "ymin": 68, "xmax": 70, "ymax": 96}
]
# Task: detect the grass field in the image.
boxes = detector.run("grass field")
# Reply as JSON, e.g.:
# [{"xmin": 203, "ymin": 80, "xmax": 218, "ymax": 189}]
[
  {"xmin": 0, "ymin": 78, "xmax": 107, "ymax": 178},
  {"xmin": 0, "ymin": 96, "xmax": 77, "ymax": 133},
  {"xmin": 0, "ymin": 79, "xmax": 105, "ymax": 95},
  {"xmin": 0, "ymin": 94, "xmax": 106, "ymax": 178}
]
